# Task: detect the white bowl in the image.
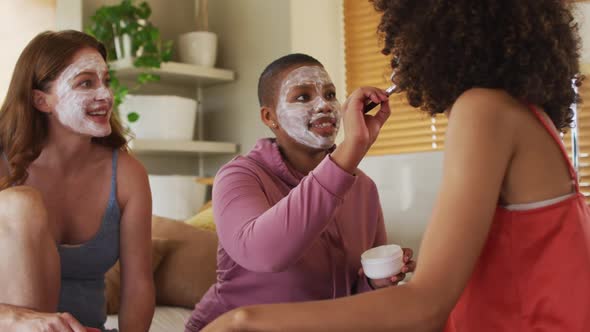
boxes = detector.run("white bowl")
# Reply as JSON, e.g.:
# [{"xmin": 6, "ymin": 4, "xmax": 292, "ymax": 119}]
[
  {"xmin": 119, "ymin": 95, "xmax": 197, "ymax": 140},
  {"xmin": 361, "ymin": 244, "xmax": 404, "ymax": 279},
  {"xmin": 177, "ymin": 31, "xmax": 217, "ymax": 67}
]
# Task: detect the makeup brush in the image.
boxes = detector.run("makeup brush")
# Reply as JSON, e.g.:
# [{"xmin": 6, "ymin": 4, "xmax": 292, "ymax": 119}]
[
  {"xmin": 362, "ymin": 72, "xmax": 398, "ymax": 113},
  {"xmin": 362, "ymin": 83, "xmax": 397, "ymax": 113}
]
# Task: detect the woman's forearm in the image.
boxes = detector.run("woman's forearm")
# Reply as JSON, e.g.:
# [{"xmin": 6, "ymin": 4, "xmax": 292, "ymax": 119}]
[
  {"xmin": 228, "ymin": 283, "xmax": 447, "ymax": 332},
  {"xmin": 0, "ymin": 304, "xmax": 18, "ymax": 328},
  {"xmin": 118, "ymin": 280, "xmax": 155, "ymax": 332},
  {"xmin": 0, "ymin": 304, "xmax": 86, "ymax": 331}
]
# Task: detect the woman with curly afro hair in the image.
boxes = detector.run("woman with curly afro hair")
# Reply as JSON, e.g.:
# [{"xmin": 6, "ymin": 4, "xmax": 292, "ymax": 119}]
[{"xmin": 201, "ymin": 1, "xmax": 590, "ymax": 331}]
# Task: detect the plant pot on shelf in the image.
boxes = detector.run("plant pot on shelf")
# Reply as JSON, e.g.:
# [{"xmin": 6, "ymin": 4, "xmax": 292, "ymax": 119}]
[
  {"xmin": 177, "ymin": 31, "xmax": 217, "ymax": 67},
  {"xmin": 149, "ymin": 175, "xmax": 207, "ymax": 220},
  {"xmin": 113, "ymin": 33, "xmax": 133, "ymax": 61},
  {"xmin": 119, "ymin": 95, "xmax": 198, "ymax": 140}
]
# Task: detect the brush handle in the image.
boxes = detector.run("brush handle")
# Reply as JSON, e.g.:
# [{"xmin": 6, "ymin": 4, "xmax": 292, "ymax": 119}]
[
  {"xmin": 363, "ymin": 101, "xmax": 380, "ymax": 113},
  {"xmin": 362, "ymin": 84, "xmax": 397, "ymax": 113}
]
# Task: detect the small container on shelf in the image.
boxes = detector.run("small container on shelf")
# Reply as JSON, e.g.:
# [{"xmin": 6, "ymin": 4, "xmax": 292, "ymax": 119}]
[
  {"xmin": 149, "ymin": 175, "xmax": 207, "ymax": 220},
  {"xmin": 119, "ymin": 95, "xmax": 197, "ymax": 141}
]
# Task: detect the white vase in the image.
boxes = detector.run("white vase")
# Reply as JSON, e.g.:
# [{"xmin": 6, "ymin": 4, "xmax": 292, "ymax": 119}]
[
  {"xmin": 177, "ymin": 31, "xmax": 217, "ymax": 67},
  {"xmin": 119, "ymin": 95, "xmax": 198, "ymax": 140},
  {"xmin": 113, "ymin": 33, "xmax": 132, "ymax": 60},
  {"xmin": 149, "ymin": 175, "xmax": 207, "ymax": 220}
]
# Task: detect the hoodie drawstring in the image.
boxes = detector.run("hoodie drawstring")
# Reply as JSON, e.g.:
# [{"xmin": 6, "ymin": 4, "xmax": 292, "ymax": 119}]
[{"xmin": 322, "ymin": 219, "xmax": 350, "ymax": 299}]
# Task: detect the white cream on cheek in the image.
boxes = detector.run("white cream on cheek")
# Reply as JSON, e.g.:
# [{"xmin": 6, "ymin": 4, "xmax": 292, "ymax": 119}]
[
  {"xmin": 53, "ymin": 52, "xmax": 113, "ymax": 137},
  {"xmin": 276, "ymin": 66, "xmax": 341, "ymax": 149}
]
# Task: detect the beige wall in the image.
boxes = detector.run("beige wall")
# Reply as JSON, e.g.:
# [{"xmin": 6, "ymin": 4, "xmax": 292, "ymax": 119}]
[
  {"xmin": 0, "ymin": 0, "xmax": 55, "ymax": 103},
  {"xmin": 574, "ymin": 2, "xmax": 590, "ymax": 63},
  {"xmin": 56, "ymin": 0, "xmax": 81, "ymax": 30},
  {"xmin": 290, "ymin": 0, "xmax": 346, "ymax": 145},
  {"xmin": 290, "ymin": 0, "xmax": 346, "ymax": 101},
  {"xmin": 80, "ymin": 0, "xmax": 196, "ymax": 55},
  {"xmin": 203, "ymin": 0, "xmax": 290, "ymax": 173}
]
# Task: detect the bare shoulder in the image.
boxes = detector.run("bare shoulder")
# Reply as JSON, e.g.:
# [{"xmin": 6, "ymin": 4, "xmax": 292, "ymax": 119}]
[
  {"xmin": 453, "ymin": 88, "xmax": 524, "ymax": 116},
  {"xmin": 117, "ymin": 151, "xmax": 149, "ymax": 186},
  {"xmin": 449, "ymin": 88, "xmax": 524, "ymax": 133},
  {"xmin": 91, "ymin": 145, "xmax": 147, "ymax": 182},
  {"xmin": 115, "ymin": 151, "xmax": 150, "ymax": 204}
]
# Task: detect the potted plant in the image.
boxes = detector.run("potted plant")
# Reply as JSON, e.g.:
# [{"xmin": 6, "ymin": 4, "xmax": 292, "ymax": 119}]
[
  {"xmin": 177, "ymin": 0, "xmax": 218, "ymax": 67},
  {"xmin": 86, "ymin": 0, "xmax": 173, "ymax": 122}
]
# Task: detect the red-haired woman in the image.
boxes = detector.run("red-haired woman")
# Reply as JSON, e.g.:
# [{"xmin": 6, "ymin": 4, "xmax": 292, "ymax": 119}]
[{"xmin": 0, "ymin": 30, "xmax": 154, "ymax": 332}]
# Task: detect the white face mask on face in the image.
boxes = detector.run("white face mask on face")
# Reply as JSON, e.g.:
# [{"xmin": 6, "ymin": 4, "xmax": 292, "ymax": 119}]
[
  {"xmin": 276, "ymin": 65, "xmax": 341, "ymax": 149},
  {"xmin": 53, "ymin": 51, "xmax": 113, "ymax": 137}
]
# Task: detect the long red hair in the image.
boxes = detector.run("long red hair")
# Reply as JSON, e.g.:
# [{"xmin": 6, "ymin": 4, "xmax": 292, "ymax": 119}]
[{"xmin": 0, "ymin": 30, "xmax": 128, "ymax": 189}]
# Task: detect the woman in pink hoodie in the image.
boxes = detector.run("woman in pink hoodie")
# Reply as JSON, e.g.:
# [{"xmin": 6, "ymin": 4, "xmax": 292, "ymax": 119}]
[{"xmin": 185, "ymin": 53, "xmax": 415, "ymax": 331}]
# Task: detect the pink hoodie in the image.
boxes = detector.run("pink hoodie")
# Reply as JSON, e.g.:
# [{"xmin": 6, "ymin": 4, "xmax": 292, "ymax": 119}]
[{"xmin": 185, "ymin": 138, "xmax": 386, "ymax": 331}]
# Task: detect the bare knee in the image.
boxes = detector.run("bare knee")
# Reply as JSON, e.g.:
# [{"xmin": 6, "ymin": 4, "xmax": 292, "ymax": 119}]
[
  {"xmin": 0, "ymin": 187, "xmax": 59, "ymax": 312},
  {"xmin": 0, "ymin": 186, "xmax": 48, "ymax": 235}
]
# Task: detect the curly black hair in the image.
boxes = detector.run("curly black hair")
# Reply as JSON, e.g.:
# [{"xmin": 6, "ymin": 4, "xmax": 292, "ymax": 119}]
[{"xmin": 371, "ymin": 0, "xmax": 582, "ymax": 130}]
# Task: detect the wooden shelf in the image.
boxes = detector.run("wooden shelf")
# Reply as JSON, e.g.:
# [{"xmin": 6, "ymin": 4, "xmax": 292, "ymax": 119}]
[
  {"xmin": 195, "ymin": 177, "xmax": 215, "ymax": 186},
  {"xmin": 129, "ymin": 139, "xmax": 238, "ymax": 155},
  {"xmin": 110, "ymin": 59, "xmax": 235, "ymax": 87}
]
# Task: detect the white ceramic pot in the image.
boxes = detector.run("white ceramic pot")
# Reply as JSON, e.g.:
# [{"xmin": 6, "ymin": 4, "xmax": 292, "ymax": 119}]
[
  {"xmin": 177, "ymin": 31, "xmax": 217, "ymax": 67},
  {"xmin": 113, "ymin": 33, "xmax": 132, "ymax": 60},
  {"xmin": 119, "ymin": 95, "xmax": 197, "ymax": 140},
  {"xmin": 149, "ymin": 175, "xmax": 206, "ymax": 220}
]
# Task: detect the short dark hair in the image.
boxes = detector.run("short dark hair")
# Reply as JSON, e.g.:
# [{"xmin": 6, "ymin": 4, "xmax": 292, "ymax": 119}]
[
  {"xmin": 258, "ymin": 53, "xmax": 323, "ymax": 107},
  {"xmin": 372, "ymin": 0, "xmax": 581, "ymax": 131}
]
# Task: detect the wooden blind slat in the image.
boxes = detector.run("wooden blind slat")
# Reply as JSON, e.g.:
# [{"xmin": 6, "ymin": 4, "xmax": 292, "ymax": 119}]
[
  {"xmin": 344, "ymin": 0, "xmax": 445, "ymax": 156},
  {"xmin": 550, "ymin": 77, "xmax": 590, "ymax": 204}
]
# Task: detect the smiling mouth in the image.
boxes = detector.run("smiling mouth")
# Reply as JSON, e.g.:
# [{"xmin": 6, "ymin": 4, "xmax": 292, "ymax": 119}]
[
  {"xmin": 309, "ymin": 118, "xmax": 336, "ymax": 129},
  {"xmin": 85, "ymin": 107, "xmax": 111, "ymax": 123},
  {"xmin": 86, "ymin": 104, "xmax": 111, "ymax": 118},
  {"xmin": 311, "ymin": 122, "xmax": 335, "ymax": 129},
  {"xmin": 87, "ymin": 110, "xmax": 108, "ymax": 116}
]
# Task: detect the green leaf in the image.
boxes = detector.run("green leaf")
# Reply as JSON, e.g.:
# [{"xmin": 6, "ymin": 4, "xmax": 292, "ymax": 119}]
[
  {"xmin": 161, "ymin": 40, "xmax": 174, "ymax": 62},
  {"xmin": 119, "ymin": 86, "xmax": 129, "ymax": 101},
  {"xmin": 142, "ymin": 43, "xmax": 158, "ymax": 54},
  {"xmin": 137, "ymin": 72, "xmax": 160, "ymax": 84},
  {"xmin": 113, "ymin": 85, "xmax": 129, "ymax": 108},
  {"xmin": 137, "ymin": 2, "xmax": 151, "ymax": 19},
  {"xmin": 127, "ymin": 112, "xmax": 140, "ymax": 123},
  {"xmin": 134, "ymin": 55, "xmax": 161, "ymax": 68},
  {"xmin": 86, "ymin": 0, "xmax": 170, "ymax": 99},
  {"xmin": 150, "ymin": 28, "xmax": 160, "ymax": 42}
]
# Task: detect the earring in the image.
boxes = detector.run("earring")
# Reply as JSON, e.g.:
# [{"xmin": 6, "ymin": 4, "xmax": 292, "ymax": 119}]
[{"xmin": 271, "ymin": 122, "xmax": 277, "ymax": 128}]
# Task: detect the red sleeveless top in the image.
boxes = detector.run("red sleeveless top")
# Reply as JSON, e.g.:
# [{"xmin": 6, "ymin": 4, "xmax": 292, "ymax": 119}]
[{"xmin": 445, "ymin": 106, "xmax": 590, "ymax": 331}]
